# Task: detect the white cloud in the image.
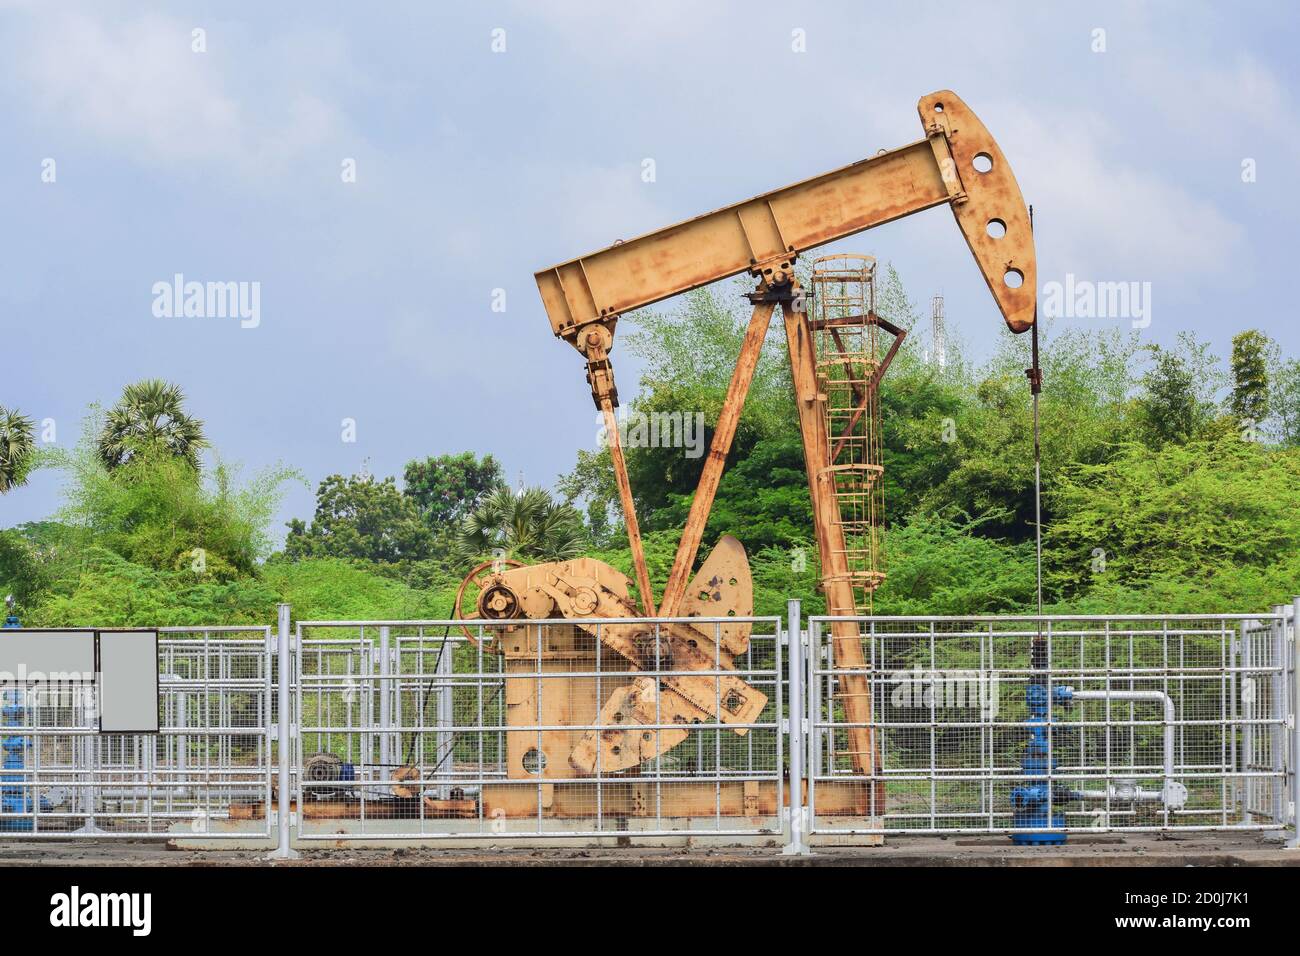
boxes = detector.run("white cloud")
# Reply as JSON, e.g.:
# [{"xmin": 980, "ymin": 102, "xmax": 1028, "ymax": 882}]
[
  {"xmin": 11, "ymin": 9, "xmax": 353, "ymax": 180},
  {"xmin": 1128, "ymin": 51, "xmax": 1300, "ymax": 164},
  {"xmin": 992, "ymin": 103, "xmax": 1247, "ymax": 286}
]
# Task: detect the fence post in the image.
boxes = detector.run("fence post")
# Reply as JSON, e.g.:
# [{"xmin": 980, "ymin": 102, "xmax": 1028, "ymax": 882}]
[
  {"xmin": 378, "ymin": 626, "xmax": 391, "ymax": 786},
  {"xmin": 1290, "ymin": 597, "xmax": 1299, "ymax": 849},
  {"xmin": 437, "ymin": 642, "xmax": 454, "ymax": 799},
  {"xmin": 270, "ymin": 603, "xmax": 299, "ymax": 860},
  {"xmin": 783, "ymin": 599, "xmax": 809, "ymax": 856}
]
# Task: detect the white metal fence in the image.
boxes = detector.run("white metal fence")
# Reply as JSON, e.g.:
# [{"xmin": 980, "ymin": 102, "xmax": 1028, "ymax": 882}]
[
  {"xmin": 0, "ymin": 602, "xmax": 1296, "ymax": 854},
  {"xmin": 292, "ymin": 616, "xmax": 786, "ymax": 841},
  {"xmin": 806, "ymin": 611, "xmax": 1298, "ymax": 840},
  {"xmin": 0, "ymin": 626, "xmax": 273, "ymax": 839}
]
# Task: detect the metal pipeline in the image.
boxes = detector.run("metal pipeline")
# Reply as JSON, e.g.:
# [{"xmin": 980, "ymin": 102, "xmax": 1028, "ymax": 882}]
[{"xmin": 1061, "ymin": 688, "xmax": 1186, "ymax": 809}]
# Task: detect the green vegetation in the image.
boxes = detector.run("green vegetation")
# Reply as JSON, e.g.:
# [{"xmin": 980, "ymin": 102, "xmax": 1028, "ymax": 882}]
[
  {"xmin": 4, "ymin": 268, "xmax": 1298, "ymax": 625},
  {"xmin": 0, "ymin": 406, "xmax": 35, "ymax": 493},
  {"xmin": 455, "ymin": 485, "xmax": 585, "ymax": 563},
  {"xmin": 404, "ymin": 451, "xmax": 502, "ymax": 533},
  {"xmin": 286, "ymin": 473, "xmax": 433, "ymax": 563},
  {"xmin": 97, "ymin": 378, "xmax": 208, "ymax": 471},
  {"xmin": 561, "ymin": 269, "xmax": 1299, "ymax": 616}
]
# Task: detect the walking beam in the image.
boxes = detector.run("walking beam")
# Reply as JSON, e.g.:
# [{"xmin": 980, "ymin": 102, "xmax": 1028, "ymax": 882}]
[{"xmin": 536, "ymin": 90, "xmax": 1036, "ymax": 360}]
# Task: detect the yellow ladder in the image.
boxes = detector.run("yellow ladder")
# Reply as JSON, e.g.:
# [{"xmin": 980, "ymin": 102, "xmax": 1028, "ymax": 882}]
[{"xmin": 810, "ymin": 255, "xmax": 891, "ymax": 616}]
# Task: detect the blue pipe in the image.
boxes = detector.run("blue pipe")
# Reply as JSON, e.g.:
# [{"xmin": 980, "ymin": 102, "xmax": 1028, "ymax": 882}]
[{"xmin": 1, "ymin": 604, "xmax": 33, "ymax": 831}]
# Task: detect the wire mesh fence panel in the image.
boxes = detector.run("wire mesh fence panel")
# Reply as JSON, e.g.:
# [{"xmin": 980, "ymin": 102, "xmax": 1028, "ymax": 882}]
[
  {"xmin": 807, "ymin": 614, "xmax": 1293, "ymax": 837},
  {"xmin": 3, "ymin": 607, "xmax": 1291, "ymax": 850},
  {"xmin": 295, "ymin": 617, "xmax": 784, "ymax": 841},
  {"xmin": 0, "ymin": 627, "xmax": 272, "ymax": 839}
]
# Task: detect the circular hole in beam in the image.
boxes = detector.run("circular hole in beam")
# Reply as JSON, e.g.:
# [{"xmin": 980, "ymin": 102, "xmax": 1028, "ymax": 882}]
[
  {"xmin": 986, "ymin": 218, "xmax": 1007, "ymax": 239},
  {"xmin": 934, "ymin": 103, "xmax": 944, "ymax": 113},
  {"xmin": 973, "ymin": 152, "xmax": 994, "ymax": 173},
  {"xmin": 1003, "ymin": 268, "xmax": 1024, "ymax": 289}
]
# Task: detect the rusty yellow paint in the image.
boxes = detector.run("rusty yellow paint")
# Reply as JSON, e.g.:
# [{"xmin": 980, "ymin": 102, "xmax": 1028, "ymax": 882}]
[{"xmin": 535, "ymin": 90, "xmax": 1035, "ymax": 347}]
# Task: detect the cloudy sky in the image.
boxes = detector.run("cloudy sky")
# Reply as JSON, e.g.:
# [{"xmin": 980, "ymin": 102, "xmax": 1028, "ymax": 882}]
[{"xmin": 2, "ymin": 1, "xmax": 1295, "ymax": 536}]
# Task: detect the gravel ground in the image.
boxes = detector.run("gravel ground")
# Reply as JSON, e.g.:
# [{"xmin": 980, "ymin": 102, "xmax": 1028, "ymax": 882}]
[{"xmin": 0, "ymin": 832, "xmax": 1295, "ymax": 866}]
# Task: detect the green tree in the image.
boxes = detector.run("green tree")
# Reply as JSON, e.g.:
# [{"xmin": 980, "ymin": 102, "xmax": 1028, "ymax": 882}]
[
  {"xmin": 0, "ymin": 527, "xmax": 44, "ymax": 609},
  {"xmin": 456, "ymin": 485, "xmax": 584, "ymax": 562},
  {"xmin": 649, "ymin": 435, "xmax": 813, "ymax": 552},
  {"xmin": 46, "ymin": 415, "xmax": 296, "ymax": 580},
  {"xmin": 901, "ymin": 324, "xmax": 1138, "ymax": 541},
  {"xmin": 585, "ymin": 498, "xmax": 612, "ymax": 549},
  {"xmin": 1273, "ymin": 358, "xmax": 1300, "ymax": 447},
  {"xmin": 286, "ymin": 473, "xmax": 433, "ymax": 563},
  {"xmin": 1229, "ymin": 330, "xmax": 1276, "ymax": 432},
  {"xmin": 98, "ymin": 379, "xmax": 208, "ymax": 471},
  {"xmin": 621, "ymin": 282, "xmax": 792, "ymax": 521},
  {"xmin": 402, "ymin": 452, "xmax": 502, "ymax": 531},
  {"xmin": 1046, "ymin": 434, "xmax": 1300, "ymax": 599},
  {"xmin": 1134, "ymin": 333, "xmax": 1222, "ymax": 446},
  {"xmin": 0, "ymin": 406, "xmax": 36, "ymax": 493},
  {"xmin": 562, "ymin": 267, "xmax": 1144, "ymax": 552},
  {"xmin": 877, "ymin": 511, "xmax": 1036, "ymax": 615}
]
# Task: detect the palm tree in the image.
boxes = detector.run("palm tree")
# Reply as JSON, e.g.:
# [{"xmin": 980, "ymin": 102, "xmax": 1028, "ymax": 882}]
[
  {"xmin": 0, "ymin": 406, "xmax": 36, "ymax": 493},
  {"xmin": 97, "ymin": 379, "xmax": 208, "ymax": 471},
  {"xmin": 456, "ymin": 485, "xmax": 585, "ymax": 562}
]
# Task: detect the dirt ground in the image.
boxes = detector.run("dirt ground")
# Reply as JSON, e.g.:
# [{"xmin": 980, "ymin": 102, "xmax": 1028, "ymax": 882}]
[{"xmin": 1, "ymin": 832, "xmax": 1296, "ymax": 866}]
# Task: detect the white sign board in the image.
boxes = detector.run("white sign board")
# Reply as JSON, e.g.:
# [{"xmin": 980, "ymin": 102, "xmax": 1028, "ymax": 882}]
[
  {"xmin": 0, "ymin": 630, "xmax": 96, "ymax": 681},
  {"xmin": 97, "ymin": 630, "xmax": 160, "ymax": 733},
  {"xmin": 0, "ymin": 628, "xmax": 160, "ymax": 733}
]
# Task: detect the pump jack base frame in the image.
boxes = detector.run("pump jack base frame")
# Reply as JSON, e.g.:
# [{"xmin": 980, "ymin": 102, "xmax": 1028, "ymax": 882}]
[
  {"xmin": 238, "ymin": 782, "xmax": 884, "ymax": 846},
  {"xmin": 478, "ymin": 778, "xmax": 875, "ymax": 823}
]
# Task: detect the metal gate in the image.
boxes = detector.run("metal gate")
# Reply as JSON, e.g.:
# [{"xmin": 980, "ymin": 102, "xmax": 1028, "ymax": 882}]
[
  {"xmin": 0, "ymin": 626, "xmax": 273, "ymax": 839},
  {"xmin": 293, "ymin": 616, "xmax": 785, "ymax": 842},
  {"xmin": 803, "ymin": 611, "xmax": 1298, "ymax": 841}
]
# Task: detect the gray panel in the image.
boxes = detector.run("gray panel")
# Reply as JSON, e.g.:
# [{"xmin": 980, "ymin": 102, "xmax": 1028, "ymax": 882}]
[
  {"xmin": 0, "ymin": 631, "xmax": 96, "ymax": 681},
  {"xmin": 98, "ymin": 630, "xmax": 159, "ymax": 733}
]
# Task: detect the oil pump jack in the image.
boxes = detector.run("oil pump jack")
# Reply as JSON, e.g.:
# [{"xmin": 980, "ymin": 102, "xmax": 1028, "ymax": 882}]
[{"xmin": 454, "ymin": 91, "xmax": 1036, "ymax": 821}]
